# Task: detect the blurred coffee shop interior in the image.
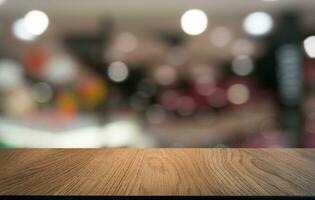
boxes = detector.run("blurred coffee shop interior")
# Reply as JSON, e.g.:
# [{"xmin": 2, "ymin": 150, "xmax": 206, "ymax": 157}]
[{"xmin": 0, "ymin": 0, "xmax": 315, "ymax": 148}]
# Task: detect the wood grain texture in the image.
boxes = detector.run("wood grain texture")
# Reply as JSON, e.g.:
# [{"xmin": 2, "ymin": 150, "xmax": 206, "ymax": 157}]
[{"xmin": 0, "ymin": 149, "xmax": 314, "ymax": 195}]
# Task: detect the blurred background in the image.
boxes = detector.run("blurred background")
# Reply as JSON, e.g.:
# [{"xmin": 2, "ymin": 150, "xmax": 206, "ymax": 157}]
[{"xmin": 0, "ymin": 0, "xmax": 315, "ymax": 148}]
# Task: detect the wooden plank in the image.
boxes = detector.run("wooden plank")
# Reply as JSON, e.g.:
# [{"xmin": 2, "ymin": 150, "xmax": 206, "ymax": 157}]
[{"xmin": 0, "ymin": 149, "xmax": 314, "ymax": 195}]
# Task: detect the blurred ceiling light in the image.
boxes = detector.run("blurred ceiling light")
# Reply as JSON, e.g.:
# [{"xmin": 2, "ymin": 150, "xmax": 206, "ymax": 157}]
[
  {"xmin": 24, "ymin": 10, "xmax": 49, "ymax": 36},
  {"xmin": 243, "ymin": 12, "xmax": 273, "ymax": 36},
  {"xmin": 31, "ymin": 82, "xmax": 53, "ymax": 103},
  {"xmin": 115, "ymin": 32, "xmax": 138, "ymax": 53},
  {"xmin": 12, "ymin": 18, "xmax": 37, "ymax": 41},
  {"xmin": 210, "ymin": 26, "xmax": 232, "ymax": 47},
  {"xmin": 0, "ymin": 0, "xmax": 6, "ymax": 6},
  {"xmin": 181, "ymin": 9, "xmax": 208, "ymax": 35},
  {"xmin": 108, "ymin": 61, "xmax": 129, "ymax": 82},
  {"xmin": 231, "ymin": 39, "xmax": 255, "ymax": 56},
  {"xmin": 304, "ymin": 36, "xmax": 315, "ymax": 58},
  {"xmin": 227, "ymin": 84, "xmax": 250, "ymax": 105},
  {"xmin": 232, "ymin": 55, "xmax": 254, "ymax": 76},
  {"xmin": 0, "ymin": 59, "xmax": 24, "ymax": 90},
  {"xmin": 154, "ymin": 65, "xmax": 177, "ymax": 86}
]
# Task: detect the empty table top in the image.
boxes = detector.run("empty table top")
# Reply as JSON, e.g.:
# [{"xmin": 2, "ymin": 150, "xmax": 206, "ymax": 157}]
[{"xmin": 0, "ymin": 148, "xmax": 314, "ymax": 196}]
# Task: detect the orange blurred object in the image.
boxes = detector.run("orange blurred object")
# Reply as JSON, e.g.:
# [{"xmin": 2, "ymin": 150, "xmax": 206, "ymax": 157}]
[
  {"xmin": 76, "ymin": 76, "xmax": 107, "ymax": 109},
  {"xmin": 55, "ymin": 91, "xmax": 78, "ymax": 119}
]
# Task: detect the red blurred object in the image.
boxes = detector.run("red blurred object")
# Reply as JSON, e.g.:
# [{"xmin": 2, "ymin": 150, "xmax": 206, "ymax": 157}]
[
  {"xmin": 23, "ymin": 47, "xmax": 49, "ymax": 76},
  {"xmin": 180, "ymin": 86, "xmax": 208, "ymax": 108}
]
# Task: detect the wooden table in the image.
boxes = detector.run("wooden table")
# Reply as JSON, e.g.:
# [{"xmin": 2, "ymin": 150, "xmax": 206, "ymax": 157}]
[{"xmin": 0, "ymin": 149, "xmax": 314, "ymax": 196}]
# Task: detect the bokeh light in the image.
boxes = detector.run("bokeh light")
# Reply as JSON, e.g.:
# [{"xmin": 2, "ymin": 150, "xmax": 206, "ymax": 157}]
[
  {"xmin": 3, "ymin": 87, "xmax": 35, "ymax": 117},
  {"xmin": 154, "ymin": 65, "xmax": 177, "ymax": 86},
  {"xmin": 232, "ymin": 55, "xmax": 254, "ymax": 76},
  {"xmin": 115, "ymin": 32, "xmax": 138, "ymax": 53},
  {"xmin": 0, "ymin": 59, "xmax": 24, "ymax": 90},
  {"xmin": 227, "ymin": 84, "xmax": 250, "ymax": 105},
  {"xmin": 243, "ymin": 12, "xmax": 273, "ymax": 36},
  {"xmin": 12, "ymin": 18, "xmax": 37, "ymax": 41},
  {"xmin": 210, "ymin": 26, "xmax": 232, "ymax": 47},
  {"xmin": 304, "ymin": 36, "xmax": 315, "ymax": 58},
  {"xmin": 43, "ymin": 54, "xmax": 79, "ymax": 85},
  {"xmin": 181, "ymin": 9, "xmax": 208, "ymax": 35},
  {"xmin": 31, "ymin": 82, "xmax": 53, "ymax": 103},
  {"xmin": 24, "ymin": 10, "xmax": 49, "ymax": 36},
  {"xmin": 107, "ymin": 61, "xmax": 129, "ymax": 82}
]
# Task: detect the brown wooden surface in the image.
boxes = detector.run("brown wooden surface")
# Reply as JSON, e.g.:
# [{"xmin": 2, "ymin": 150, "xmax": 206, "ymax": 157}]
[{"xmin": 0, "ymin": 148, "xmax": 314, "ymax": 195}]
